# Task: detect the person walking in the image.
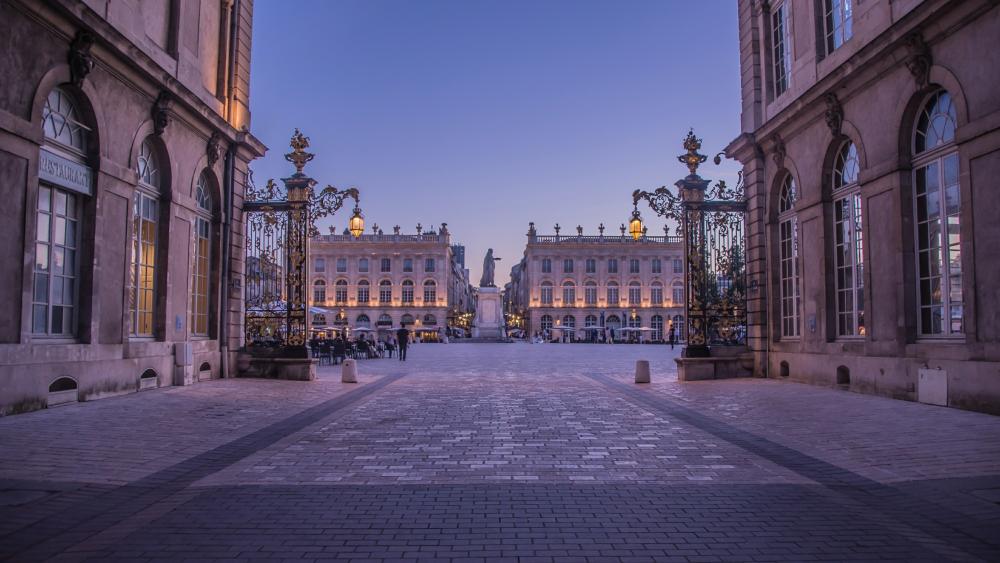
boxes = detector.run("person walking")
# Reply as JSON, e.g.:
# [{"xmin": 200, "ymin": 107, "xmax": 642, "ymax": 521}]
[
  {"xmin": 396, "ymin": 326, "xmax": 410, "ymax": 361},
  {"xmin": 668, "ymin": 323, "xmax": 676, "ymax": 350}
]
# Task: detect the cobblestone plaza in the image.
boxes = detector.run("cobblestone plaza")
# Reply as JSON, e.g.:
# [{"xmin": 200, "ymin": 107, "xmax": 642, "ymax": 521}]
[{"xmin": 2, "ymin": 344, "xmax": 999, "ymax": 561}]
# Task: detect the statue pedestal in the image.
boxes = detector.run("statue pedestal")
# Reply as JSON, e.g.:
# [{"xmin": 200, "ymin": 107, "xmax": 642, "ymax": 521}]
[{"xmin": 474, "ymin": 287, "xmax": 503, "ymax": 339}]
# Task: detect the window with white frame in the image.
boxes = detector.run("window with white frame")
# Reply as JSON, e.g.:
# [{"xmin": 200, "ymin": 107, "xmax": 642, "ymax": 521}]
[
  {"xmin": 584, "ymin": 281, "xmax": 597, "ymax": 305},
  {"xmin": 771, "ymin": 1, "xmax": 791, "ymax": 97},
  {"xmin": 832, "ymin": 140, "xmax": 865, "ymax": 337},
  {"xmin": 822, "ymin": 0, "xmax": 853, "ymax": 56},
  {"xmin": 130, "ymin": 138, "xmax": 162, "ymax": 337},
  {"xmin": 191, "ymin": 171, "xmax": 212, "ymax": 336},
  {"xmin": 778, "ymin": 174, "xmax": 801, "ymax": 338},
  {"xmin": 561, "ymin": 315, "xmax": 575, "ymax": 329},
  {"xmin": 585, "ymin": 315, "xmax": 597, "ymax": 327},
  {"xmin": 423, "ymin": 280, "xmax": 437, "ymax": 303},
  {"xmin": 540, "ymin": 281, "xmax": 553, "ymax": 305},
  {"xmin": 540, "ymin": 314, "xmax": 553, "ymax": 331},
  {"xmin": 607, "ymin": 282, "xmax": 619, "ymax": 305},
  {"xmin": 650, "ymin": 282, "xmax": 663, "ymax": 305},
  {"xmin": 628, "ymin": 281, "xmax": 641, "ymax": 305},
  {"xmin": 357, "ymin": 279, "xmax": 370, "ymax": 303},
  {"xmin": 651, "ymin": 315, "xmax": 664, "ymax": 341},
  {"xmin": 562, "ymin": 281, "xmax": 576, "ymax": 306},
  {"xmin": 335, "ymin": 279, "xmax": 348, "ymax": 304},
  {"xmin": 313, "ymin": 280, "xmax": 326, "ymax": 303},
  {"xmin": 379, "ymin": 280, "xmax": 392, "ymax": 303},
  {"xmin": 401, "ymin": 280, "xmax": 414, "ymax": 303},
  {"xmin": 913, "ymin": 90, "xmax": 962, "ymax": 336}
]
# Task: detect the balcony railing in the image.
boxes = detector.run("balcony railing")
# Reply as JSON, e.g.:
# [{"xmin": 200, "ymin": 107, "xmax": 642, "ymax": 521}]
[
  {"xmin": 316, "ymin": 233, "xmax": 447, "ymax": 243},
  {"xmin": 532, "ymin": 235, "xmax": 682, "ymax": 244}
]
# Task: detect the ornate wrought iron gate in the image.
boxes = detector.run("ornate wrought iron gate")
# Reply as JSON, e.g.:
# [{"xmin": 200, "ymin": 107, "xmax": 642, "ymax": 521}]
[{"xmin": 634, "ymin": 130, "xmax": 747, "ymax": 357}]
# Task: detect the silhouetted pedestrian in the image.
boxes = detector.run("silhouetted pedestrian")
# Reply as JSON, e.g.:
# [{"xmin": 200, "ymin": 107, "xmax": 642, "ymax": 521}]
[
  {"xmin": 668, "ymin": 324, "xmax": 676, "ymax": 350},
  {"xmin": 396, "ymin": 327, "xmax": 410, "ymax": 361}
]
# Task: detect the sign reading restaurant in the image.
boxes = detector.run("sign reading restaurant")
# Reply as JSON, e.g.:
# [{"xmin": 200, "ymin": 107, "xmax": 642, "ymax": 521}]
[{"xmin": 38, "ymin": 148, "xmax": 93, "ymax": 195}]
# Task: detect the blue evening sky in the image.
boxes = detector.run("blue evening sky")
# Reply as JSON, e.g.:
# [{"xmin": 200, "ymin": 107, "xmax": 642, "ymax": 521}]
[{"xmin": 249, "ymin": 0, "xmax": 741, "ymax": 283}]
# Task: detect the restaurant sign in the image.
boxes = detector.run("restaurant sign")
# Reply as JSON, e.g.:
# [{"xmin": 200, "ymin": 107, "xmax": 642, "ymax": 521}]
[{"xmin": 39, "ymin": 148, "xmax": 92, "ymax": 196}]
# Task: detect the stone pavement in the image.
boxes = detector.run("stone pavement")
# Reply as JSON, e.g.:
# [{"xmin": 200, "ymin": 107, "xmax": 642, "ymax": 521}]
[{"xmin": 1, "ymin": 343, "xmax": 999, "ymax": 562}]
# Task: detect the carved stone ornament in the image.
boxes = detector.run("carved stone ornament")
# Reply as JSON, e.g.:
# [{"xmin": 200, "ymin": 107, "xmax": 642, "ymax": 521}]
[
  {"xmin": 68, "ymin": 31, "xmax": 95, "ymax": 88},
  {"xmin": 152, "ymin": 91, "xmax": 172, "ymax": 136},
  {"xmin": 905, "ymin": 32, "xmax": 933, "ymax": 88},
  {"xmin": 824, "ymin": 92, "xmax": 843, "ymax": 137},
  {"xmin": 770, "ymin": 134, "xmax": 786, "ymax": 169},
  {"xmin": 207, "ymin": 131, "xmax": 223, "ymax": 167}
]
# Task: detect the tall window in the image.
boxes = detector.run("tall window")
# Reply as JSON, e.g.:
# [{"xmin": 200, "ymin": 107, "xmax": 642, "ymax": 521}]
[
  {"xmin": 913, "ymin": 90, "xmax": 961, "ymax": 336},
  {"xmin": 672, "ymin": 281, "xmax": 683, "ymax": 305},
  {"xmin": 381, "ymin": 258, "xmax": 391, "ymax": 272},
  {"xmin": 335, "ymin": 279, "xmax": 348, "ymax": 304},
  {"xmin": 673, "ymin": 258, "xmax": 683, "ymax": 273},
  {"xmin": 586, "ymin": 259, "xmax": 596, "ymax": 273},
  {"xmin": 628, "ymin": 313, "xmax": 641, "ymax": 329},
  {"xmin": 425, "ymin": 258, "xmax": 435, "ymax": 272},
  {"xmin": 401, "ymin": 280, "xmax": 414, "ymax": 303},
  {"xmin": 652, "ymin": 258, "xmax": 662, "ymax": 274},
  {"xmin": 358, "ymin": 258, "xmax": 368, "ymax": 272},
  {"xmin": 628, "ymin": 281, "xmax": 641, "ymax": 305},
  {"xmin": 563, "ymin": 259, "xmax": 573, "ymax": 273},
  {"xmin": 651, "ymin": 315, "xmax": 664, "ymax": 341},
  {"xmin": 34, "ymin": 88, "xmax": 90, "ymax": 337},
  {"xmin": 540, "ymin": 314, "xmax": 553, "ymax": 332},
  {"xmin": 357, "ymin": 280, "xmax": 370, "ymax": 303},
  {"xmin": 832, "ymin": 141, "xmax": 864, "ymax": 336},
  {"xmin": 607, "ymin": 281, "xmax": 619, "ymax": 305},
  {"xmin": 379, "ymin": 280, "xmax": 392, "ymax": 303},
  {"xmin": 778, "ymin": 175, "xmax": 800, "ymax": 337},
  {"xmin": 822, "ymin": 0, "xmax": 853, "ymax": 55},
  {"xmin": 562, "ymin": 281, "xmax": 576, "ymax": 306},
  {"xmin": 315, "ymin": 257, "xmax": 325, "ymax": 272},
  {"xmin": 423, "ymin": 280, "xmax": 437, "ymax": 303},
  {"xmin": 356, "ymin": 314, "xmax": 371, "ymax": 329},
  {"xmin": 629, "ymin": 259, "xmax": 640, "ymax": 274},
  {"xmin": 541, "ymin": 258, "xmax": 552, "ymax": 273},
  {"xmin": 403, "ymin": 258, "xmax": 413, "ymax": 272},
  {"xmin": 540, "ymin": 281, "xmax": 553, "ymax": 305},
  {"xmin": 608, "ymin": 258, "xmax": 618, "ymax": 273},
  {"xmin": 130, "ymin": 138, "xmax": 161, "ymax": 337},
  {"xmin": 336, "ymin": 258, "xmax": 347, "ymax": 272},
  {"xmin": 561, "ymin": 315, "xmax": 575, "ymax": 329},
  {"xmin": 585, "ymin": 315, "xmax": 598, "ymax": 327},
  {"xmin": 650, "ymin": 282, "xmax": 663, "ymax": 305},
  {"xmin": 771, "ymin": 1, "xmax": 791, "ymax": 97},
  {"xmin": 313, "ymin": 280, "xmax": 326, "ymax": 303},
  {"xmin": 584, "ymin": 281, "xmax": 597, "ymax": 305},
  {"xmin": 191, "ymin": 172, "xmax": 212, "ymax": 336},
  {"xmin": 377, "ymin": 313, "xmax": 392, "ymax": 327}
]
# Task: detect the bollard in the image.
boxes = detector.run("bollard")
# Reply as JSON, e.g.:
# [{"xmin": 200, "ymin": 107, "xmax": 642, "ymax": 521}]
[
  {"xmin": 341, "ymin": 358, "xmax": 358, "ymax": 383},
  {"xmin": 635, "ymin": 360, "xmax": 651, "ymax": 384}
]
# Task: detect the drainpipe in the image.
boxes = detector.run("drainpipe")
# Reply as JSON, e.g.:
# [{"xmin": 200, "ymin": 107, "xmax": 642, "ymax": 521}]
[{"xmin": 220, "ymin": 144, "xmax": 235, "ymax": 377}]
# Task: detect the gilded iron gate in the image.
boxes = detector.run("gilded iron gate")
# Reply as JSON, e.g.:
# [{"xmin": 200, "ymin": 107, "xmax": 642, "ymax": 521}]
[{"xmin": 633, "ymin": 130, "xmax": 747, "ymax": 357}]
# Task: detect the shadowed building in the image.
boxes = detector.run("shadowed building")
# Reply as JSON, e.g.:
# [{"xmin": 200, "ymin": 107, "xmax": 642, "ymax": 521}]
[
  {"xmin": 727, "ymin": 0, "xmax": 1000, "ymax": 413},
  {"xmin": 507, "ymin": 223, "xmax": 685, "ymax": 342},
  {"xmin": 0, "ymin": 0, "xmax": 265, "ymax": 414}
]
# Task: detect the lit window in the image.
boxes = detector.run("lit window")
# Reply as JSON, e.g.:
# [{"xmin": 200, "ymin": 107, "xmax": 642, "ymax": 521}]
[
  {"xmin": 191, "ymin": 171, "xmax": 212, "ymax": 336},
  {"xmin": 357, "ymin": 280, "xmax": 370, "ymax": 303},
  {"xmin": 424, "ymin": 280, "xmax": 437, "ymax": 303},
  {"xmin": 402, "ymin": 280, "xmax": 414, "ymax": 303},
  {"xmin": 562, "ymin": 282, "xmax": 576, "ymax": 306},
  {"xmin": 335, "ymin": 279, "xmax": 348, "ymax": 304},
  {"xmin": 379, "ymin": 280, "xmax": 392, "ymax": 303},
  {"xmin": 778, "ymin": 175, "xmax": 800, "ymax": 338},
  {"xmin": 650, "ymin": 283, "xmax": 663, "ymax": 305},
  {"xmin": 628, "ymin": 281, "xmax": 641, "ymax": 305},
  {"xmin": 540, "ymin": 282, "xmax": 553, "ymax": 305},
  {"xmin": 313, "ymin": 280, "xmax": 326, "ymax": 303},
  {"xmin": 832, "ymin": 141, "xmax": 864, "ymax": 337},
  {"xmin": 130, "ymin": 138, "xmax": 161, "ymax": 337},
  {"xmin": 584, "ymin": 281, "xmax": 597, "ymax": 305},
  {"xmin": 607, "ymin": 282, "xmax": 619, "ymax": 305}
]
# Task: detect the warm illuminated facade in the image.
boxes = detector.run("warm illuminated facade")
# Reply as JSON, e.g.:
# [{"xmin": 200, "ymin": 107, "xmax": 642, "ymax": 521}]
[
  {"xmin": 308, "ymin": 225, "xmax": 474, "ymax": 339},
  {"xmin": 0, "ymin": 0, "xmax": 264, "ymax": 415},
  {"xmin": 728, "ymin": 0, "xmax": 1000, "ymax": 413},
  {"xmin": 506, "ymin": 223, "xmax": 685, "ymax": 341}
]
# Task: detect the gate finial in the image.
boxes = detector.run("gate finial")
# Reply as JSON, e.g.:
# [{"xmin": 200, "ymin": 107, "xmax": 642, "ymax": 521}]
[
  {"xmin": 285, "ymin": 129, "xmax": 315, "ymax": 175},
  {"xmin": 678, "ymin": 129, "xmax": 707, "ymax": 177}
]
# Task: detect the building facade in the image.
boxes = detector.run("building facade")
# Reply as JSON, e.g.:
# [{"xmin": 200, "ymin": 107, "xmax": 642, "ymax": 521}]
[
  {"xmin": 308, "ymin": 225, "xmax": 474, "ymax": 340},
  {"xmin": 506, "ymin": 223, "xmax": 685, "ymax": 341},
  {"xmin": 0, "ymin": 0, "xmax": 265, "ymax": 415},
  {"xmin": 727, "ymin": 0, "xmax": 1000, "ymax": 413}
]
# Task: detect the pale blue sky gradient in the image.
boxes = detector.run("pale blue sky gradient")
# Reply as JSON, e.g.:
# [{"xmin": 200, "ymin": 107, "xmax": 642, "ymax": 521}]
[{"xmin": 249, "ymin": 0, "xmax": 741, "ymax": 283}]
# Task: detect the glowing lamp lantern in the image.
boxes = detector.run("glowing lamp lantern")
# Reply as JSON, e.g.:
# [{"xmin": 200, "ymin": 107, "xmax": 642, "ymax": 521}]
[
  {"xmin": 629, "ymin": 207, "xmax": 644, "ymax": 240},
  {"xmin": 348, "ymin": 205, "xmax": 365, "ymax": 238}
]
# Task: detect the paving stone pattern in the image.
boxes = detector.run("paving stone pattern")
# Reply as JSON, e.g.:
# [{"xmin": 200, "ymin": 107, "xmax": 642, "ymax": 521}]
[{"xmin": 1, "ymin": 343, "xmax": 999, "ymax": 562}]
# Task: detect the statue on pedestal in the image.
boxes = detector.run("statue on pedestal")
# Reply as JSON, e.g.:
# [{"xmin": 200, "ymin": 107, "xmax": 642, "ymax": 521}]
[{"xmin": 480, "ymin": 248, "xmax": 501, "ymax": 287}]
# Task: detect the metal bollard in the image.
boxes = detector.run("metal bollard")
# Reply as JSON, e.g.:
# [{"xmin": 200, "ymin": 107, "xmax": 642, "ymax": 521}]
[
  {"xmin": 341, "ymin": 358, "xmax": 358, "ymax": 383},
  {"xmin": 634, "ymin": 360, "xmax": 651, "ymax": 384}
]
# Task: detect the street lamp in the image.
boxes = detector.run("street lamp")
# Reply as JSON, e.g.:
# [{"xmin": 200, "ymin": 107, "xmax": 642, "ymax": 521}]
[
  {"xmin": 629, "ymin": 205, "xmax": 643, "ymax": 240},
  {"xmin": 348, "ymin": 205, "xmax": 365, "ymax": 238}
]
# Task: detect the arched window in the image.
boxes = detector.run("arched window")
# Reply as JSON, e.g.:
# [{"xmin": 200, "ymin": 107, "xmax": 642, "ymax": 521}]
[
  {"xmin": 605, "ymin": 314, "xmax": 621, "ymax": 330},
  {"xmin": 191, "ymin": 171, "xmax": 213, "ymax": 336},
  {"xmin": 354, "ymin": 314, "xmax": 370, "ymax": 329},
  {"xmin": 778, "ymin": 174, "xmax": 800, "ymax": 337},
  {"xmin": 606, "ymin": 281, "xmax": 620, "ymax": 305},
  {"xmin": 650, "ymin": 282, "xmax": 663, "ymax": 305},
  {"xmin": 379, "ymin": 280, "xmax": 392, "ymax": 303},
  {"xmin": 540, "ymin": 281, "xmax": 553, "ymax": 305},
  {"xmin": 628, "ymin": 313, "xmax": 641, "ymax": 329},
  {"xmin": 561, "ymin": 315, "xmax": 576, "ymax": 329},
  {"xmin": 540, "ymin": 314, "xmax": 553, "ymax": 331},
  {"xmin": 584, "ymin": 280, "xmax": 597, "ymax": 305},
  {"xmin": 333, "ymin": 310, "xmax": 348, "ymax": 326},
  {"xmin": 312, "ymin": 313, "xmax": 327, "ymax": 326},
  {"xmin": 672, "ymin": 281, "xmax": 684, "ymax": 305},
  {"xmin": 313, "ymin": 279, "xmax": 326, "ymax": 303},
  {"xmin": 832, "ymin": 140, "xmax": 864, "ymax": 337},
  {"xmin": 423, "ymin": 280, "xmax": 437, "ymax": 304},
  {"xmin": 401, "ymin": 313, "xmax": 415, "ymax": 326},
  {"xmin": 585, "ymin": 314, "xmax": 598, "ymax": 327},
  {"xmin": 377, "ymin": 313, "xmax": 393, "ymax": 326},
  {"xmin": 130, "ymin": 138, "xmax": 164, "ymax": 337},
  {"xmin": 628, "ymin": 281, "xmax": 641, "ymax": 305},
  {"xmin": 913, "ymin": 90, "xmax": 961, "ymax": 335},
  {"xmin": 33, "ymin": 87, "xmax": 92, "ymax": 336},
  {"xmin": 651, "ymin": 315, "xmax": 664, "ymax": 341},
  {"xmin": 335, "ymin": 279, "xmax": 348, "ymax": 304},
  {"xmin": 672, "ymin": 314, "xmax": 685, "ymax": 341},
  {"xmin": 357, "ymin": 279, "xmax": 370, "ymax": 303},
  {"xmin": 562, "ymin": 281, "xmax": 575, "ymax": 306},
  {"xmin": 423, "ymin": 314, "xmax": 437, "ymax": 325},
  {"xmin": 401, "ymin": 280, "xmax": 415, "ymax": 303}
]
